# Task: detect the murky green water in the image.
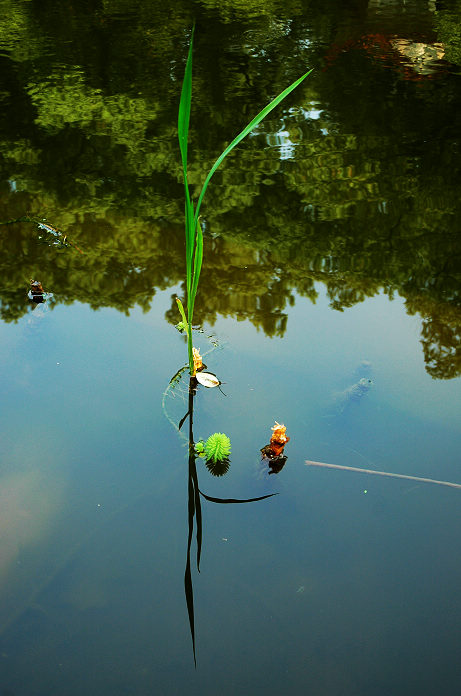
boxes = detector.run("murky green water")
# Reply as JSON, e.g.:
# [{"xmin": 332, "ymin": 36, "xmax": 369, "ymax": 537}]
[{"xmin": 0, "ymin": 1, "xmax": 460, "ymax": 694}]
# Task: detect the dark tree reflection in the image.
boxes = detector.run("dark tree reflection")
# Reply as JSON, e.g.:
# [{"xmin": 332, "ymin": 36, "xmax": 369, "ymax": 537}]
[{"xmin": 0, "ymin": 0, "xmax": 460, "ymax": 378}]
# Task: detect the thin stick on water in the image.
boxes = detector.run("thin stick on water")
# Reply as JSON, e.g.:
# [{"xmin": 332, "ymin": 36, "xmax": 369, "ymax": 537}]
[{"xmin": 305, "ymin": 460, "xmax": 461, "ymax": 490}]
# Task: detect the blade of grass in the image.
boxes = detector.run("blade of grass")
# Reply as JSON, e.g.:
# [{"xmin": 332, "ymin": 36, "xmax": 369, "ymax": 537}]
[
  {"xmin": 194, "ymin": 67, "xmax": 313, "ymax": 226},
  {"xmin": 185, "ymin": 199, "xmax": 195, "ymax": 300},
  {"xmin": 178, "ymin": 25, "xmax": 194, "ymax": 177},
  {"xmin": 176, "ymin": 297, "xmax": 189, "ymax": 332},
  {"xmin": 177, "ymin": 27, "xmax": 313, "ymax": 378},
  {"xmin": 190, "ymin": 220, "xmax": 203, "ymax": 319},
  {"xmin": 176, "ymin": 297, "xmax": 193, "ymax": 373},
  {"xmin": 178, "ymin": 27, "xmax": 195, "ymax": 304}
]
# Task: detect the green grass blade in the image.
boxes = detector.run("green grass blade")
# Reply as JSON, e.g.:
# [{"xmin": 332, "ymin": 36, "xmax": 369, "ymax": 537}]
[
  {"xmin": 176, "ymin": 296, "xmax": 193, "ymax": 376},
  {"xmin": 178, "ymin": 27, "xmax": 196, "ymax": 301},
  {"xmin": 178, "ymin": 28, "xmax": 312, "ymax": 378},
  {"xmin": 185, "ymin": 198, "xmax": 195, "ymax": 299},
  {"xmin": 178, "ymin": 25, "xmax": 195, "ymax": 174},
  {"xmin": 177, "ymin": 296, "xmax": 194, "ymax": 373},
  {"xmin": 194, "ymin": 67, "xmax": 313, "ymax": 226},
  {"xmin": 190, "ymin": 221, "xmax": 203, "ymax": 315},
  {"xmin": 176, "ymin": 297, "xmax": 188, "ymax": 331}
]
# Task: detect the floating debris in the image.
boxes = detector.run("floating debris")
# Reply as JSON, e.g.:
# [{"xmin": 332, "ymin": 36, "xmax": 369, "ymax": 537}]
[
  {"xmin": 195, "ymin": 371, "xmax": 226, "ymax": 395},
  {"xmin": 27, "ymin": 280, "xmax": 53, "ymax": 317},
  {"xmin": 192, "ymin": 347, "xmax": 203, "ymax": 374},
  {"xmin": 37, "ymin": 220, "xmax": 83, "ymax": 253},
  {"xmin": 270, "ymin": 422, "xmax": 289, "ymax": 453},
  {"xmin": 195, "ymin": 371, "xmax": 219, "ymax": 387},
  {"xmin": 305, "ymin": 460, "xmax": 461, "ymax": 490},
  {"xmin": 28, "ymin": 279, "xmax": 45, "ymax": 304},
  {"xmin": 260, "ymin": 421, "xmax": 290, "ymax": 474}
]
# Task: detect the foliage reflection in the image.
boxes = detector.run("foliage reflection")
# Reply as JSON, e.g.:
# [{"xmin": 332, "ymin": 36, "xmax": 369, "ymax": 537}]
[
  {"xmin": 0, "ymin": 0, "xmax": 460, "ymax": 379},
  {"xmin": 170, "ymin": 369, "xmax": 276, "ymax": 664}
]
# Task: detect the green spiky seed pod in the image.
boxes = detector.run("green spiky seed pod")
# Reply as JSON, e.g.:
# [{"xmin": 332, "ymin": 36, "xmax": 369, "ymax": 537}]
[{"xmin": 204, "ymin": 433, "xmax": 231, "ymax": 463}]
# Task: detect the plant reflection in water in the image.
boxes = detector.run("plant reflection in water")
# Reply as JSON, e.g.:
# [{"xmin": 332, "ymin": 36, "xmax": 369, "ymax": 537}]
[{"xmin": 164, "ymin": 364, "xmax": 277, "ymax": 665}]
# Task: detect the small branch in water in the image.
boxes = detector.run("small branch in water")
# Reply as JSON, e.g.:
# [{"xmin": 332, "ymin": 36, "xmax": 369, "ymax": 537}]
[{"xmin": 305, "ymin": 460, "xmax": 461, "ymax": 490}]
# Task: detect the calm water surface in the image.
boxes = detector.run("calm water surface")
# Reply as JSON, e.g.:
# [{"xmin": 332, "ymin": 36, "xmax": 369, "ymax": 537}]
[{"xmin": 0, "ymin": 1, "xmax": 460, "ymax": 694}]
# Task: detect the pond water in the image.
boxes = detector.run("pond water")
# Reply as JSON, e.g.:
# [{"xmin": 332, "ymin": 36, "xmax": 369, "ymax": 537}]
[{"xmin": 0, "ymin": 1, "xmax": 460, "ymax": 694}]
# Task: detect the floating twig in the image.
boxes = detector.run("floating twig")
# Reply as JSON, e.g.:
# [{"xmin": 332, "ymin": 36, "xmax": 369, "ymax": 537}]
[{"xmin": 305, "ymin": 460, "xmax": 461, "ymax": 490}]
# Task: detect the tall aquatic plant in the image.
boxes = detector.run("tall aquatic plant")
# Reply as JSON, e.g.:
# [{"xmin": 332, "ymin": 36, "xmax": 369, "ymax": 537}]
[{"xmin": 177, "ymin": 26, "xmax": 312, "ymax": 374}]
